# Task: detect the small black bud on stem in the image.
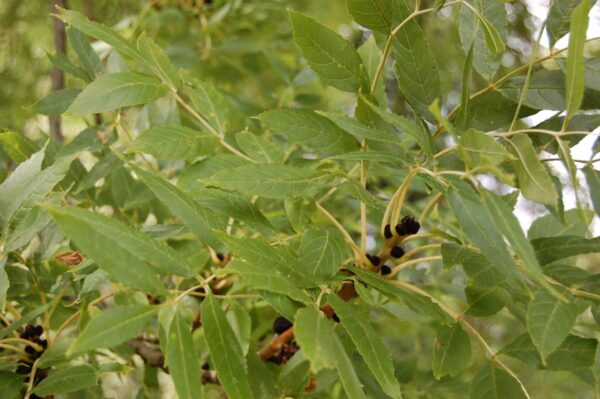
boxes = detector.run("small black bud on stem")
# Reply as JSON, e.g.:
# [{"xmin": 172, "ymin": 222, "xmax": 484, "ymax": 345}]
[
  {"xmin": 332, "ymin": 313, "xmax": 340, "ymax": 323},
  {"xmin": 273, "ymin": 317, "xmax": 293, "ymax": 334},
  {"xmin": 384, "ymin": 224, "xmax": 393, "ymax": 239},
  {"xmin": 366, "ymin": 254, "xmax": 381, "ymax": 267},
  {"xmin": 390, "ymin": 246, "xmax": 405, "ymax": 258},
  {"xmin": 401, "ymin": 216, "xmax": 420, "ymax": 235},
  {"xmin": 380, "ymin": 265, "xmax": 392, "ymax": 275},
  {"xmin": 395, "ymin": 224, "xmax": 407, "ymax": 236}
]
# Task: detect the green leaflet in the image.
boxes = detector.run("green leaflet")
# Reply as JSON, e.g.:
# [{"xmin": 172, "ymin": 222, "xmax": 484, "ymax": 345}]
[
  {"xmin": 137, "ymin": 32, "xmax": 180, "ymax": 88},
  {"xmin": 0, "ymin": 131, "xmax": 38, "ymax": 163},
  {"xmin": 289, "ymin": 10, "xmax": 365, "ymax": 92},
  {"xmin": 258, "ymin": 108, "xmax": 358, "ymax": 153},
  {"xmin": 204, "ymin": 163, "xmax": 335, "ymax": 199},
  {"xmin": 298, "ymin": 228, "xmax": 349, "ymax": 282},
  {"xmin": 532, "ymin": 235, "xmax": 600, "ymax": 265},
  {"xmin": 508, "ymin": 133, "xmax": 558, "ymax": 207},
  {"xmin": 469, "ymin": 362, "xmax": 527, "ymax": 399},
  {"xmin": 67, "ymin": 27, "xmax": 103, "ymax": 79},
  {"xmin": 345, "ymin": 0, "xmax": 392, "ymax": 33},
  {"xmin": 526, "ymin": 289, "xmax": 578, "ymax": 361},
  {"xmin": 68, "ymin": 72, "xmax": 168, "ymax": 115},
  {"xmin": 392, "ymin": 0, "xmax": 441, "ymax": 119},
  {"xmin": 441, "ymin": 243, "xmax": 506, "ymax": 288},
  {"xmin": 166, "ymin": 305, "xmax": 203, "ymax": 399},
  {"xmin": 457, "ymin": 129, "xmax": 512, "ymax": 168},
  {"xmin": 33, "ymin": 365, "xmax": 98, "ymax": 396},
  {"xmin": 33, "ymin": 88, "xmax": 81, "ymax": 116},
  {"xmin": 184, "ymin": 78, "xmax": 233, "ymax": 135},
  {"xmin": 431, "ymin": 323, "xmax": 471, "ymax": 379},
  {"xmin": 547, "ymin": 0, "xmax": 586, "ymax": 47},
  {"xmin": 328, "ymin": 295, "xmax": 402, "ymax": 398},
  {"xmin": 235, "ymin": 131, "xmax": 284, "ymax": 164},
  {"xmin": 70, "ymin": 305, "xmax": 159, "ymax": 353},
  {"xmin": 320, "ymin": 112, "xmax": 402, "ymax": 145},
  {"xmin": 583, "ymin": 166, "xmax": 600, "ymax": 216},
  {"xmin": 128, "ymin": 125, "xmax": 218, "ymax": 161},
  {"xmin": 0, "ymin": 371, "xmax": 24, "ymax": 399},
  {"xmin": 294, "ymin": 307, "xmax": 368, "ymax": 399},
  {"xmin": 201, "ymin": 292, "xmax": 253, "ymax": 399},
  {"xmin": 564, "ymin": 0, "xmax": 590, "ymax": 124}
]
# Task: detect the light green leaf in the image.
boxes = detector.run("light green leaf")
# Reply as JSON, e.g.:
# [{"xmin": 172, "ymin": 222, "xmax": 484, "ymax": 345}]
[
  {"xmin": 0, "ymin": 263, "xmax": 7, "ymax": 311},
  {"xmin": 235, "ymin": 131, "xmax": 284, "ymax": 164},
  {"xmin": 447, "ymin": 183, "xmax": 520, "ymax": 283},
  {"xmin": 67, "ymin": 27, "xmax": 103, "ymax": 79},
  {"xmin": 509, "ymin": 134, "xmax": 558, "ymax": 207},
  {"xmin": 346, "ymin": 0, "xmax": 392, "ymax": 33},
  {"xmin": 458, "ymin": 129, "xmax": 512, "ymax": 167},
  {"xmin": 137, "ymin": 32, "xmax": 180, "ymax": 88},
  {"xmin": 0, "ymin": 131, "xmax": 38, "ymax": 163},
  {"xmin": 0, "ymin": 150, "xmax": 74, "ymax": 228},
  {"xmin": 289, "ymin": 10, "xmax": 364, "ymax": 92},
  {"xmin": 219, "ymin": 233, "xmax": 318, "ymax": 290},
  {"xmin": 548, "ymin": 0, "xmax": 585, "ymax": 47},
  {"xmin": 583, "ymin": 166, "xmax": 600, "ymax": 216},
  {"xmin": 167, "ymin": 305, "xmax": 203, "ymax": 399},
  {"xmin": 532, "ymin": 235, "xmax": 600, "ymax": 265},
  {"xmin": 499, "ymin": 70, "xmax": 566, "ymax": 110},
  {"xmin": 298, "ymin": 229, "xmax": 349, "ymax": 282},
  {"xmin": 128, "ymin": 125, "xmax": 217, "ymax": 161},
  {"xmin": 226, "ymin": 301, "xmax": 252, "ymax": 355},
  {"xmin": 258, "ymin": 109, "xmax": 358, "ymax": 153},
  {"xmin": 469, "ymin": 362, "xmax": 527, "ymax": 399},
  {"xmin": 526, "ymin": 289, "xmax": 578, "ymax": 361},
  {"xmin": 68, "ymin": 72, "xmax": 168, "ymax": 115},
  {"xmin": 442, "ymin": 243, "xmax": 506, "ymax": 288},
  {"xmin": 459, "ymin": 0, "xmax": 507, "ymax": 81},
  {"xmin": 204, "ymin": 164, "xmax": 335, "ymax": 199},
  {"xmin": 56, "ymin": 8, "xmax": 145, "ymax": 63},
  {"xmin": 278, "ymin": 349, "xmax": 311, "ymax": 395},
  {"xmin": 329, "ymin": 295, "xmax": 401, "ymax": 398},
  {"xmin": 294, "ymin": 307, "xmax": 367, "ymax": 399},
  {"xmin": 285, "ymin": 197, "xmax": 316, "ymax": 233},
  {"xmin": 392, "ymin": 0, "xmax": 441, "ymax": 119},
  {"xmin": 185, "ymin": 78, "xmax": 233, "ymax": 134},
  {"xmin": 431, "ymin": 323, "xmax": 471, "ymax": 379},
  {"xmin": 0, "ymin": 371, "xmax": 24, "ymax": 399},
  {"xmin": 258, "ymin": 290, "xmax": 304, "ymax": 321},
  {"xmin": 564, "ymin": 0, "xmax": 591, "ymax": 123},
  {"xmin": 201, "ymin": 292, "xmax": 253, "ymax": 399},
  {"xmin": 33, "ymin": 88, "xmax": 81, "ymax": 116},
  {"xmin": 130, "ymin": 164, "xmax": 222, "ymax": 248},
  {"xmin": 33, "ymin": 365, "xmax": 98, "ymax": 396},
  {"xmin": 70, "ymin": 305, "xmax": 159, "ymax": 353},
  {"xmin": 320, "ymin": 112, "xmax": 402, "ymax": 145},
  {"xmin": 43, "ymin": 204, "xmax": 183, "ymax": 294}
]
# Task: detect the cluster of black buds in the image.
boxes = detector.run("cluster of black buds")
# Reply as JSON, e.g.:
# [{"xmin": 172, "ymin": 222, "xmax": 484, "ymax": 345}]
[
  {"xmin": 369, "ymin": 215, "xmax": 421, "ymax": 276},
  {"xmin": 384, "ymin": 215, "xmax": 421, "ymax": 239},
  {"xmin": 15, "ymin": 325, "xmax": 49, "ymax": 397}
]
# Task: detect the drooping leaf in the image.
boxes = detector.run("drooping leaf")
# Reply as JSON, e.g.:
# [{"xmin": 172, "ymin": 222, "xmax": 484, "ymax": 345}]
[
  {"xmin": 442, "ymin": 243, "xmax": 506, "ymax": 288},
  {"xmin": 33, "ymin": 88, "xmax": 81, "ymax": 116},
  {"xmin": 70, "ymin": 305, "xmax": 159, "ymax": 353},
  {"xmin": 564, "ymin": 0, "xmax": 590, "ymax": 124},
  {"xmin": 201, "ymin": 292, "xmax": 253, "ymax": 399},
  {"xmin": 166, "ymin": 305, "xmax": 203, "ymax": 399},
  {"xmin": 528, "ymin": 209, "xmax": 592, "ymax": 240},
  {"xmin": 499, "ymin": 70, "xmax": 566, "ymax": 110},
  {"xmin": 204, "ymin": 164, "xmax": 335, "ymax": 199},
  {"xmin": 258, "ymin": 109, "xmax": 358, "ymax": 153},
  {"xmin": 328, "ymin": 295, "xmax": 401, "ymax": 398},
  {"xmin": 583, "ymin": 166, "xmax": 600, "ymax": 216},
  {"xmin": 128, "ymin": 125, "xmax": 217, "ymax": 161},
  {"xmin": 33, "ymin": 365, "xmax": 98, "ymax": 396},
  {"xmin": 345, "ymin": 0, "xmax": 392, "ymax": 33},
  {"xmin": 526, "ymin": 289, "xmax": 578, "ymax": 361},
  {"xmin": 67, "ymin": 27, "xmax": 103, "ymax": 79},
  {"xmin": 294, "ymin": 307, "xmax": 368, "ymax": 399},
  {"xmin": 508, "ymin": 134, "xmax": 558, "ymax": 207},
  {"xmin": 431, "ymin": 323, "xmax": 471, "ymax": 379},
  {"xmin": 457, "ymin": 129, "xmax": 512, "ymax": 168},
  {"xmin": 68, "ymin": 72, "xmax": 168, "ymax": 115},
  {"xmin": 469, "ymin": 362, "xmax": 527, "ymax": 399},
  {"xmin": 532, "ymin": 235, "xmax": 600, "ymax": 265},
  {"xmin": 392, "ymin": 0, "xmax": 441, "ymax": 119},
  {"xmin": 137, "ymin": 32, "xmax": 180, "ymax": 88},
  {"xmin": 547, "ymin": 0, "xmax": 586, "ymax": 47},
  {"xmin": 289, "ymin": 10, "xmax": 365, "ymax": 92},
  {"xmin": 130, "ymin": 164, "xmax": 222, "ymax": 248},
  {"xmin": 298, "ymin": 228, "xmax": 349, "ymax": 282}
]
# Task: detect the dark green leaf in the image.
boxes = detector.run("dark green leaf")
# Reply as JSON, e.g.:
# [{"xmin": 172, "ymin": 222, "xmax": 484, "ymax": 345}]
[
  {"xmin": 431, "ymin": 323, "xmax": 471, "ymax": 379},
  {"xmin": 33, "ymin": 88, "xmax": 82, "ymax": 116},
  {"xmin": 128, "ymin": 125, "xmax": 217, "ymax": 161},
  {"xmin": 469, "ymin": 362, "xmax": 527, "ymax": 399},
  {"xmin": 33, "ymin": 365, "xmax": 98, "ymax": 396}
]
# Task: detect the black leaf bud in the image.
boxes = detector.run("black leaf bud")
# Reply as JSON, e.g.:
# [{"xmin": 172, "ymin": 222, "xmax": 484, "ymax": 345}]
[
  {"xmin": 332, "ymin": 313, "xmax": 340, "ymax": 323},
  {"xmin": 273, "ymin": 316, "xmax": 293, "ymax": 334},
  {"xmin": 390, "ymin": 246, "xmax": 405, "ymax": 258},
  {"xmin": 366, "ymin": 254, "xmax": 381, "ymax": 267},
  {"xmin": 380, "ymin": 265, "xmax": 392, "ymax": 275},
  {"xmin": 395, "ymin": 224, "xmax": 407, "ymax": 236},
  {"xmin": 384, "ymin": 224, "xmax": 393, "ymax": 239}
]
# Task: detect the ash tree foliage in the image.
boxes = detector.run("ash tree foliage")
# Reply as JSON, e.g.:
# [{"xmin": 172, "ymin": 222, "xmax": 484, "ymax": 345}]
[{"xmin": 3, "ymin": 0, "xmax": 600, "ymax": 398}]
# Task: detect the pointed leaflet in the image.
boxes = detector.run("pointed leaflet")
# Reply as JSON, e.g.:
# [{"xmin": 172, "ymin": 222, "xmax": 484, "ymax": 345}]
[
  {"xmin": 346, "ymin": 0, "xmax": 392, "ymax": 33},
  {"xmin": 469, "ymin": 362, "xmax": 527, "ymax": 399},
  {"xmin": 526, "ymin": 289, "xmax": 578, "ymax": 361},
  {"xmin": 204, "ymin": 164, "xmax": 335, "ymax": 199},
  {"xmin": 431, "ymin": 323, "xmax": 471, "ymax": 379},
  {"xmin": 289, "ymin": 10, "xmax": 364, "ymax": 92},
  {"xmin": 391, "ymin": 0, "xmax": 441, "ymax": 119},
  {"xmin": 459, "ymin": 0, "xmax": 507, "ymax": 81},
  {"xmin": 0, "ymin": 131, "xmax": 37, "ymax": 163},
  {"xmin": 56, "ymin": 8, "xmax": 145, "ymax": 64},
  {"xmin": 33, "ymin": 88, "xmax": 81, "ymax": 116},
  {"xmin": 219, "ymin": 233, "xmax": 319, "ymax": 289},
  {"xmin": 298, "ymin": 229, "xmax": 349, "ymax": 282},
  {"xmin": 70, "ymin": 305, "xmax": 158, "ymax": 353},
  {"xmin": 0, "ymin": 150, "xmax": 74, "ymax": 228},
  {"xmin": 130, "ymin": 164, "xmax": 222, "ymax": 248},
  {"xmin": 328, "ymin": 295, "xmax": 401, "ymax": 398},
  {"xmin": 0, "ymin": 371, "xmax": 24, "ymax": 399},
  {"xmin": 564, "ymin": 0, "xmax": 590, "ymax": 124},
  {"xmin": 547, "ymin": 0, "xmax": 587, "ymax": 47},
  {"xmin": 185, "ymin": 79, "xmax": 233, "ymax": 134},
  {"xmin": 508, "ymin": 134, "xmax": 558, "ymax": 207},
  {"xmin": 166, "ymin": 305, "xmax": 203, "ymax": 399},
  {"xmin": 447, "ymin": 182, "xmax": 520, "ymax": 283},
  {"xmin": 42, "ymin": 205, "xmax": 182, "ymax": 294},
  {"xmin": 442, "ymin": 243, "xmax": 506, "ymax": 288},
  {"xmin": 67, "ymin": 27, "xmax": 103, "ymax": 79},
  {"xmin": 258, "ymin": 109, "xmax": 358, "ymax": 153},
  {"xmin": 137, "ymin": 32, "xmax": 180, "ymax": 89},
  {"xmin": 235, "ymin": 131, "xmax": 284, "ymax": 164},
  {"xmin": 128, "ymin": 125, "xmax": 218, "ymax": 161},
  {"xmin": 201, "ymin": 292, "xmax": 253, "ymax": 399},
  {"xmin": 320, "ymin": 112, "xmax": 403, "ymax": 145},
  {"xmin": 294, "ymin": 307, "xmax": 367, "ymax": 399},
  {"xmin": 33, "ymin": 365, "xmax": 98, "ymax": 396},
  {"xmin": 68, "ymin": 73, "xmax": 168, "ymax": 115},
  {"xmin": 532, "ymin": 235, "xmax": 600, "ymax": 265},
  {"xmin": 457, "ymin": 129, "xmax": 512, "ymax": 168},
  {"xmin": 583, "ymin": 166, "xmax": 600, "ymax": 215}
]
